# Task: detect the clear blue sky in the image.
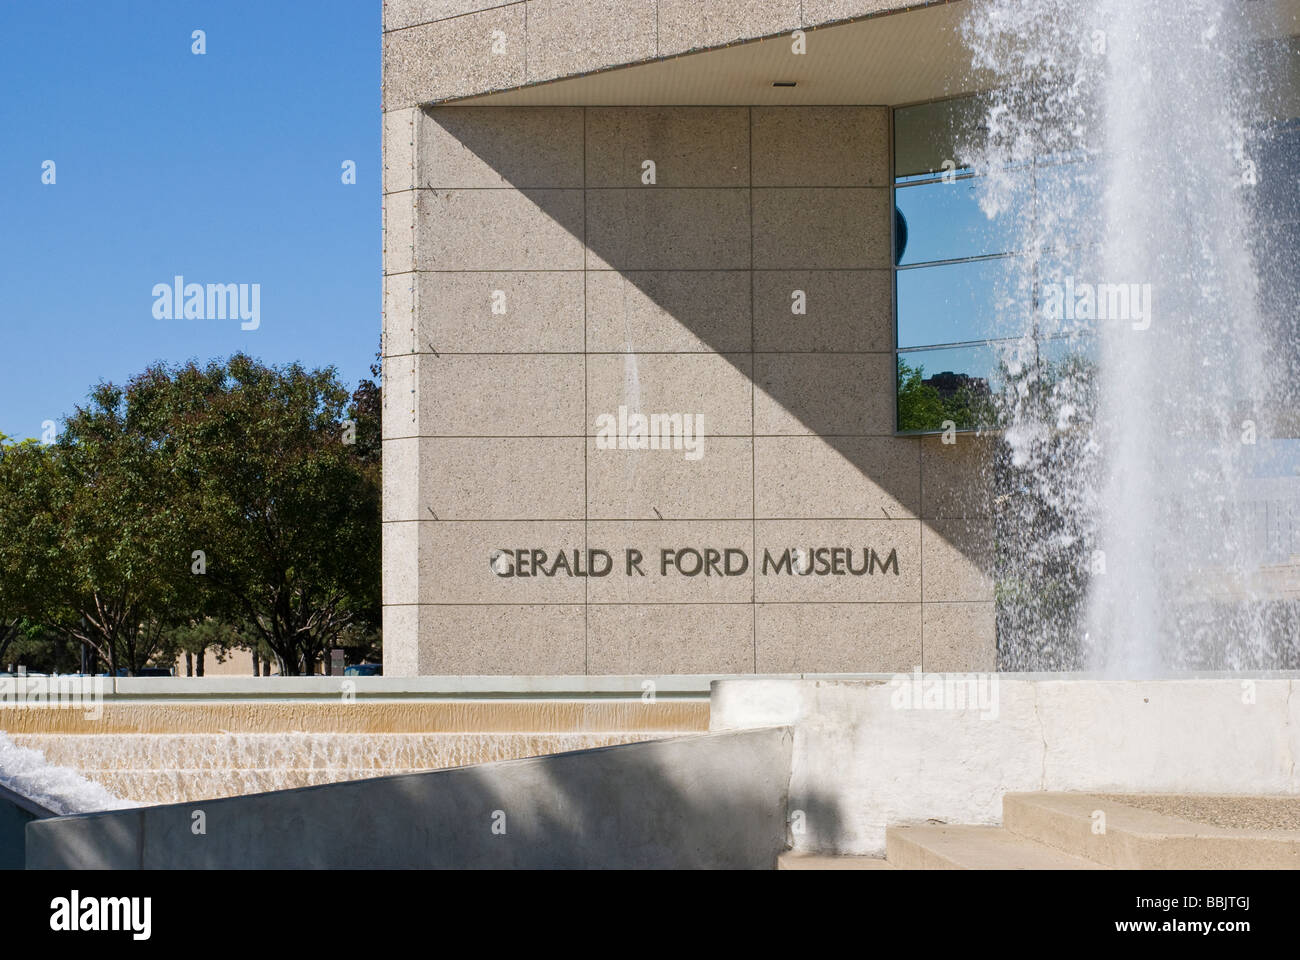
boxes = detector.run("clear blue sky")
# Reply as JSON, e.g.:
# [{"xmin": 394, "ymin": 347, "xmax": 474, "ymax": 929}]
[{"xmin": 0, "ymin": 0, "xmax": 378, "ymax": 440}]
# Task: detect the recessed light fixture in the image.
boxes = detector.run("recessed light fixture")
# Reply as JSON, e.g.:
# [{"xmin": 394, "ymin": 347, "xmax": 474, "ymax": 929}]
[{"xmin": 772, "ymin": 81, "xmax": 797, "ymax": 87}]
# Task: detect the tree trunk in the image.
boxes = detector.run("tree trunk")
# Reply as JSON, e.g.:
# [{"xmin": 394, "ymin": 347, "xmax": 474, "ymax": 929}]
[
  {"xmin": 251, "ymin": 648, "xmax": 260, "ymax": 676},
  {"xmin": 185, "ymin": 652, "xmax": 193, "ymax": 677},
  {"xmin": 0, "ymin": 619, "xmax": 19, "ymax": 667}
]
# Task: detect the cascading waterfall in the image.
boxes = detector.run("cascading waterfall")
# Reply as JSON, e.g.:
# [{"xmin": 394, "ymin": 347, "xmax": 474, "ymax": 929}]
[
  {"xmin": 961, "ymin": 0, "xmax": 1297, "ymax": 673},
  {"xmin": 9, "ymin": 731, "xmax": 663, "ymax": 806},
  {"xmin": 0, "ymin": 732, "xmax": 138, "ymax": 815}
]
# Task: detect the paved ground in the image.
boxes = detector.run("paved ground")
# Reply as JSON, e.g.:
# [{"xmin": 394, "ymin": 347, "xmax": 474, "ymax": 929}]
[{"xmin": 1094, "ymin": 794, "xmax": 1300, "ymax": 830}]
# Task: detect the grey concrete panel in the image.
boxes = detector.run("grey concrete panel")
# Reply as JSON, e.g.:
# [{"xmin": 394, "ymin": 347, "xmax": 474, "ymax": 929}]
[{"xmin": 28, "ymin": 728, "xmax": 794, "ymax": 869}]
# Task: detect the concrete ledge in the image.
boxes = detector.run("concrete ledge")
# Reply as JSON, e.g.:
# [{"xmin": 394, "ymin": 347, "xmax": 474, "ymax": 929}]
[
  {"xmin": 99, "ymin": 670, "xmax": 1300, "ymax": 701},
  {"xmin": 712, "ymin": 676, "xmax": 1300, "ymax": 856},
  {"xmin": 0, "ymin": 783, "xmax": 55, "ymax": 819},
  {"xmin": 101, "ymin": 673, "xmax": 774, "ymax": 701},
  {"xmin": 27, "ymin": 727, "xmax": 793, "ymax": 869},
  {"xmin": 777, "ymin": 851, "xmax": 894, "ymax": 869},
  {"xmin": 381, "ymin": 0, "xmax": 936, "ymax": 108}
]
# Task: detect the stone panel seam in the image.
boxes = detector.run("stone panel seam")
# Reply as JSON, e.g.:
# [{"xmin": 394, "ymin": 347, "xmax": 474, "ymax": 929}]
[
  {"xmin": 380, "ymin": 348, "xmax": 896, "ymax": 354},
  {"xmin": 376, "ymin": 431, "xmax": 909, "ymax": 435},
  {"xmin": 749, "ymin": 104, "xmax": 757, "ymax": 674},
  {"xmin": 384, "ymin": 516, "xmax": 923, "ymax": 521},
  {"xmin": 385, "ymin": 600, "xmax": 924, "ymax": 605},
  {"xmin": 383, "ymin": 1, "xmax": 525, "ymax": 35},
  {"xmin": 583, "ymin": 104, "xmax": 589, "ymax": 675}
]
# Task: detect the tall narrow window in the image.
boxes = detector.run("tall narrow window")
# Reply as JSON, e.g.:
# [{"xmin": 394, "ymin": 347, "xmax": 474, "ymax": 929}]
[{"xmin": 892, "ymin": 95, "xmax": 1098, "ymax": 433}]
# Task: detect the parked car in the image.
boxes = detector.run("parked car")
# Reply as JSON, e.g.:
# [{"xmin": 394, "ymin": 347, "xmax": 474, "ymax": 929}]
[{"xmin": 343, "ymin": 663, "xmax": 382, "ymax": 677}]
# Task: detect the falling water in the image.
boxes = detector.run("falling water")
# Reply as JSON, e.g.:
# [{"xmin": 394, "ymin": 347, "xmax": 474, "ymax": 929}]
[
  {"xmin": 961, "ymin": 0, "xmax": 1299, "ymax": 672},
  {"xmin": 0, "ymin": 732, "xmax": 139, "ymax": 815}
]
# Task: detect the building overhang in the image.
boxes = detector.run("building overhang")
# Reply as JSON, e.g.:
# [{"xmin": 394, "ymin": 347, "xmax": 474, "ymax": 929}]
[
  {"xmin": 385, "ymin": 0, "xmax": 1300, "ymax": 110},
  {"xmin": 457, "ymin": 1, "xmax": 977, "ymax": 107}
]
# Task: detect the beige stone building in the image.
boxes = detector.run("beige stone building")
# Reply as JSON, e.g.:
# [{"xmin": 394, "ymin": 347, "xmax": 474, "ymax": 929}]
[{"xmin": 381, "ymin": 0, "xmax": 1013, "ymax": 676}]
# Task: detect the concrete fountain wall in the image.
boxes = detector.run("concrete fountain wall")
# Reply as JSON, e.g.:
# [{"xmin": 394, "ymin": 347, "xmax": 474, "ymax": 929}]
[
  {"xmin": 0, "ymin": 676, "xmax": 711, "ymax": 806},
  {"xmin": 712, "ymin": 675, "xmax": 1300, "ymax": 856},
  {"xmin": 25, "ymin": 726, "xmax": 793, "ymax": 870},
  {"xmin": 19, "ymin": 673, "xmax": 1300, "ymax": 867}
]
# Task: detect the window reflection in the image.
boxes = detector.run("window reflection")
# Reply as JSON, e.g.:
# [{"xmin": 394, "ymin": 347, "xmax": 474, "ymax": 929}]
[
  {"xmin": 895, "ymin": 171, "xmax": 1027, "ymax": 265},
  {"xmin": 896, "ymin": 346, "xmax": 997, "ymax": 432},
  {"xmin": 897, "ymin": 257, "xmax": 1027, "ymax": 347},
  {"xmin": 894, "ymin": 94, "xmax": 1099, "ymax": 434}
]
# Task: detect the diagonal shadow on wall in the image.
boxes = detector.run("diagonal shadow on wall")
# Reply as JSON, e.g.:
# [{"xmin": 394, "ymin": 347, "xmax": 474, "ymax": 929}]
[{"xmin": 393, "ymin": 104, "xmax": 996, "ymax": 672}]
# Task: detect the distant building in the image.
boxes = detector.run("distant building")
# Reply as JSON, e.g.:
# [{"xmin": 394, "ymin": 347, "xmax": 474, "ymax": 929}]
[{"xmin": 922, "ymin": 371, "xmax": 990, "ymax": 402}]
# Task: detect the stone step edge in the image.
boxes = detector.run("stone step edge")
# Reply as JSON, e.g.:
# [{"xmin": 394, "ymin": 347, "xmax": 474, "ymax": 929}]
[
  {"xmin": 1002, "ymin": 793, "xmax": 1300, "ymax": 870},
  {"xmin": 776, "ymin": 851, "xmax": 895, "ymax": 869},
  {"xmin": 885, "ymin": 824, "xmax": 1107, "ymax": 870}
]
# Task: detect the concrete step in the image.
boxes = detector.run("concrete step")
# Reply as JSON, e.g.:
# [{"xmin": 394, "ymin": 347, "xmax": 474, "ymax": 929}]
[
  {"xmin": 886, "ymin": 824, "xmax": 1106, "ymax": 870},
  {"xmin": 1002, "ymin": 792, "xmax": 1300, "ymax": 869},
  {"xmin": 778, "ymin": 851, "xmax": 895, "ymax": 869}
]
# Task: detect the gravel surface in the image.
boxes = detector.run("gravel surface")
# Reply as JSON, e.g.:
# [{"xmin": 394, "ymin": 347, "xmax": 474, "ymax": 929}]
[{"xmin": 1096, "ymin": 794, "xmax": 1300, "ymax": 831}]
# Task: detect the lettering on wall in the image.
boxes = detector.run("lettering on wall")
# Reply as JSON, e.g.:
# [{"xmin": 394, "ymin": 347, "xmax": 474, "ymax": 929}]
[{"xmin": 486, "ymin": 547, "xmax": 901, "ymax": 578}]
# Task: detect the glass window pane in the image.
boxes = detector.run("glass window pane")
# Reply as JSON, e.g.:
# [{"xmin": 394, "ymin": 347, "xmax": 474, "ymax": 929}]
[
  {"xmin": 897, "ymin": 257, "xmax": 1029, "ymax": 348},
  {"xmin": 1038, "ymin": 335, "xmax": 1099, "ymax": 390},
  {"xmin": 895, "ymin": 172, "xmax": 1028, "ymax": 265},
  {"xmin": 894, "ymin": 95, "xmax": 988, "ymax": 180},
  {"xmin": 896, "ymin": 345, "xmax": 998, "ymax": 432},
  {"xmin": 1033, "ymin": 251, "xmax": 1107, "ymax": 338},
  {"xmin": 893, "ymin": 96, "xmax": 1158, "ymax": 435},
  {"xmin": 1033, "ymin": 159, "xmax": 1103, "ymax": 241}
]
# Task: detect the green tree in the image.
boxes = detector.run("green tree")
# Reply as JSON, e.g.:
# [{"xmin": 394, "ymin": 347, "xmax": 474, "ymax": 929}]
[
  {"xmin": 0, "ymin": 401, "xmax": 188, "ymax": 675},
  {"xmin": 896, "ymin": 357, "xmax": 989, "ymax": 431},
  {"xmin": 0, "ymin": 356, "xmax": 380, "ymax": 677},
  {"xmin": 0, "ymin": 435, "xmax": 49, "ymax": 656},
  {"xmin": 0, "ymin": 620, "xmax": 84, "ymax": 675},
  {"xmin": 897, "ymin": 358, "xmax": 946, "ymax": 431},
  {"xmin": 146, "ymin": 355, "xmax": 380, "ymax": 675}
]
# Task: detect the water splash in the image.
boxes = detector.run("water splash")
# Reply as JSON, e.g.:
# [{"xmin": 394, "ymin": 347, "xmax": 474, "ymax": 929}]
[
  {"xmin": 961, "ymin": 0, "xmax": 1297, "ymax": 672},
  {"xmin": 0, "ymin": 731, "xmax": 140, "ymax": 815}
]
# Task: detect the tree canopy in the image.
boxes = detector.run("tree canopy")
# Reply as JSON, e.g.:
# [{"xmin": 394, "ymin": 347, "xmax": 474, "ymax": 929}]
[{"xmin": 0, "ymin": 354, "xmax": 380, "ymax": 675}]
